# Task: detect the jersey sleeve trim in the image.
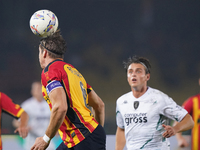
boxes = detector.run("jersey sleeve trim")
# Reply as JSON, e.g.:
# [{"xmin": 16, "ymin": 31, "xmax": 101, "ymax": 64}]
[
  {"xmin": 46, "ymin": 80, "xmax": 63, "ymax": 95},
  {"xmin": 16, "ymin": 109, "xmax": 24, "ymax": 118}
]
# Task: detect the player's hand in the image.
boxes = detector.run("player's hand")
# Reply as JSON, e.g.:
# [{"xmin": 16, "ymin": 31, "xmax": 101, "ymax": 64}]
[
  {"xmin": 162, "ymin": 124, "xmax": 176, "ymax": 138},
  {"xmin": 177, "ymin": 136, "xmax": 189, "ymax": 148},
  {"xmin": 14, "ymin": 126, "xmax": 29, "ymax": 138},
  {"xmin": 31, "ymin": 137, "xmax": 49, "ymax": 150}
]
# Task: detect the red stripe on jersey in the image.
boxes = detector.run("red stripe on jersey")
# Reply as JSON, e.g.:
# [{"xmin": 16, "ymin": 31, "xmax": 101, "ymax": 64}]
[
  {"xmin": 60, "ymin": 123, "xmax": 76, "ymax": 147},
  {"xmin": 62, "ymin": 130, "xmax": 67, "ymax": 142},
  {"xmin": 61, "ymin": 80, "xmax": 91, "ymax": 144},
  {"xmin": 74, "ymin": 129, "xmax": 85, "ymax": 142},
  {"xmin": 60, "ymin": 116, "xmax": 83, "ymax": 147},
  {"xmin": 65, "ymin": 114, "xmax": 85, "ymax": 142},
  {"xmin": 49, "ymin": 103, "xmax": 52, "ymax": 109},
  {"xmin": 59, "ymin": 121, "xmax": 76, "ymax": 147},
  {"xmin": 59, "ymin": 117, "xmax": 68, "ymax": 139},
  {"xmin": 92, "ymin": 117, "xmax": 98, "ymax": 124},
  {"xmin": 67, "ymin": 131, "xmax": 75, "ymax": 147},
  {"xmin": 73, "ymin": 107, "xmax": 96, "ymax": 132}
]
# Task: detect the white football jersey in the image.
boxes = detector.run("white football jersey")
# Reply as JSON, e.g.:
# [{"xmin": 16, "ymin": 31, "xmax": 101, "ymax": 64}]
[
  {"xmin": 116, "ymin": 87, "xmax": 187, "ymax": 150},
  {"xmin": 21, "ymin": 97, "xmax": 55, "ymax": 150}
]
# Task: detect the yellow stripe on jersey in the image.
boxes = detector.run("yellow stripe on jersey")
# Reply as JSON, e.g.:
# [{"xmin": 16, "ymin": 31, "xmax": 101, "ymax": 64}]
[
  {"xmin": 16, "ymin": 108, "xmax": 24, "ymax": 118},
  {"xmin": 63, "ymin": 65, "xmax": 91, "ymax": 112},
  {"xmin": 192, "ymin": 97, "xmax": 200, "ymax": 150}
]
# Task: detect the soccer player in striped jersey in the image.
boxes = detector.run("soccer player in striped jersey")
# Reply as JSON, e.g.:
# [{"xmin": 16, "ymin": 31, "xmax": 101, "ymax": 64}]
[
  {"xmin": 0, "ymin": 92, "xmax": 29, "ymax": 149},
  {"xmin": 31, "ymin": 30, "xmax": 105, "ymax": 150},
  {"xmin": 175, "ymin": 78, "xmax": 200, "ymax": 150},
  {"xmin": 115, "ymin": 56, "xmax": 194, "ymax": 150}
]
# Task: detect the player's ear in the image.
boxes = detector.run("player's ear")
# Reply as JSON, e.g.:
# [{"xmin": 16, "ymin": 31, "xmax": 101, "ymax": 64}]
[
  {"xmin": 146, "ymin": 73, "xmax": 150, "ymax": 81},
  {"xmin": 43, "ymin": 49, "xmax": 48, "ymax": 58}
]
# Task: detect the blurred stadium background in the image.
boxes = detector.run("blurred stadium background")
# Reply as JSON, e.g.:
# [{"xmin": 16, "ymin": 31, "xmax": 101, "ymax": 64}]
[{"xmin": 0, "ymin": 1, "xmax": 200, "ymax": 149}]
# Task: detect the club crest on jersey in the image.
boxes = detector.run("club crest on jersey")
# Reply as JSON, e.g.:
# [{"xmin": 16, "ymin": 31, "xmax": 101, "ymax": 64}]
[{"xmin": 133, "ymin": 101, "xmax": 139, "ymax": 109}]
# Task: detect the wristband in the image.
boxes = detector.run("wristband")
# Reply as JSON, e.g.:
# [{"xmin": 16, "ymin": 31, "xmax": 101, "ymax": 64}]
[{"xmin": 43, "ymin": 134, "xmax": 50, "ymax": 143}]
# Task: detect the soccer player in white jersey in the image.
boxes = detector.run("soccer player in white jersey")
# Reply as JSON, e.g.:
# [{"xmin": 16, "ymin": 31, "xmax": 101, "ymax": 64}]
[
  {"xmin": 115, "ymin": 56, "xmax": 194, "ymax": 150},
  {"xmin": 13, "ymin": 81, "xmax": 56, "ymax": 150}
]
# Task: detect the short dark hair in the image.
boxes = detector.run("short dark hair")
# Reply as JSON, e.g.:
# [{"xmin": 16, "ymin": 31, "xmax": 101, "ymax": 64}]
[
  {"xmin": 123, "ymin": 56, "xmax": 151, "ymax": 74},
  {"xmin": 39, "ymin": 29, "xmax": 67, "ymax": 59}
]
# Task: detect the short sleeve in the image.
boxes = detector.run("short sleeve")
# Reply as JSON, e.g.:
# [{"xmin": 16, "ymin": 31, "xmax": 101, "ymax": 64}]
[
  {"xmin": 160, "ymin": 95, "xmax": 187, "ymax": 122},
  {"xmin": 1, "ymin": 93, "xmax": 24, "ymax": 118},
  {"xmin": 41, "ymin": 67, "xmax": 62, "ymax": 88}
]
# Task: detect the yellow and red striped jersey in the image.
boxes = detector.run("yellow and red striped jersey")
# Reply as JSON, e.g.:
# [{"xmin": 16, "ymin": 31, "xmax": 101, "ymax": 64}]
[
  {"xmin": 41, "ymin": 59, "xmax": 99, "ymax": 148},
  {"xmin": 0, "ymin": 92, "xmax": 24, "ymax": 150},
  {"xmin": 183, "ymin": 94, "xmax": 200, "ymax": 150}
]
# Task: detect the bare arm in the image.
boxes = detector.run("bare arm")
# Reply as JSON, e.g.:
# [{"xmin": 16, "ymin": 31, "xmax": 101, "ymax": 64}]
[
  {"xmin": 174, "ymin": 121, "xmax": 190, "ymax": 148},
  {"xmin": 31, "ymin": 87, "xmax": 67, "ymax": 150},
  {"xmin": 14, "ymin": 111, "xmax": 29, "ymax": 138},
  {"xmin": 115, "ymin": 127, "xmax": 126, "ymax": 150},
  {"xmin": 88, "ymin": 90, "xmax": 105, "ymax": 127},
  {"xmin": 173, "ymin": 113, "xmax": 194, "ymax": 133},
  {"xmin": 45, "ymin": 87, "xmax": 67, "ymax": 139},
  {"xmin": 162, "ymin": 114, "xmax": 194, "ymax": 138}
]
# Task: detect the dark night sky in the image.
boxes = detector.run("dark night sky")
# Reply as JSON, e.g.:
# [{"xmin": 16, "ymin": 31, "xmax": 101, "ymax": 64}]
[{"xmin": 0, "ymin": 0, "xmax": 200, "ymax": 134}]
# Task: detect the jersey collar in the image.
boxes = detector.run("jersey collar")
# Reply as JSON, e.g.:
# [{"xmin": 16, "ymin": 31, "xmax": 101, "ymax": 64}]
[{"xmin": 44, "ymin": 59, "xmax": 63, "ymax": 73}]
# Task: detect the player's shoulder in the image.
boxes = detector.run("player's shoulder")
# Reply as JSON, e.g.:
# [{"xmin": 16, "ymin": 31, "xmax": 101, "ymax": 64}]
[
  {"xmin": 147, "ymin": 87, "xmax": 171, "ymax": 102},
  {"xmin": 42, "ymin": 60, "xmax": 71, "ymax": 85},
  {"xmin": 0, "ymin": 92, "xmax": 8, "ymax": 99},
  {"xmin": 43, "ymin": 60, "xmax": 76, "ymax": 76},
  {"xmin": 21, "ymin": 97, "xmax": 35, "ymax": 106},
  {"xmin": 187, "ymin": 94, "xmax": 200, "ymax": 100},
  {"xmin": 183, "ymin": 94, "xmax": 200, "ymax": 105},
  {"xmin": 0, "ymin": 92, "xmax": 12, "ymax": 102},
  {"xmin": 148, "ymin": 87, "xmax": 168, "ymax": 97},
  {"xmin": 117, "ymin": 91, "xmax": 132, "ymax": 104}
]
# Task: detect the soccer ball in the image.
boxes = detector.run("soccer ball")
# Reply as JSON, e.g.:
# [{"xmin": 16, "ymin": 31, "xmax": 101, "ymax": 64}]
[{"xmin": 30, "ymin": 9, "xmax": 58, "ymax": 38}]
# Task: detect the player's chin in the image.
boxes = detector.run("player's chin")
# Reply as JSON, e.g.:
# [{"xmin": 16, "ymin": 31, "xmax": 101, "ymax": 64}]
[{"xmin": 130, "ymin": 84, "xmax": 138, "ymax": 89}]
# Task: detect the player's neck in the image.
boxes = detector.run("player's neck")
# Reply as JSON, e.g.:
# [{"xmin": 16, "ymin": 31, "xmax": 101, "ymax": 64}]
[
  {"xmin": 131, "ymin": 86, "xmax": 148, "ymax": 98},
  {"xmin": 44, "ymin": 57, "xmax": 57, "ymax": 68}
]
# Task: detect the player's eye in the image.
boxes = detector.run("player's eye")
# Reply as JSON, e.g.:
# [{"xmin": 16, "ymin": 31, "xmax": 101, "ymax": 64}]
[
  {"xmin": 128, "ymin": 70, "xmax": 133, "ymax": 74},
  {"xmin": 136, "ymin": 70, "xmax": 142, "ymax": 74}
]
